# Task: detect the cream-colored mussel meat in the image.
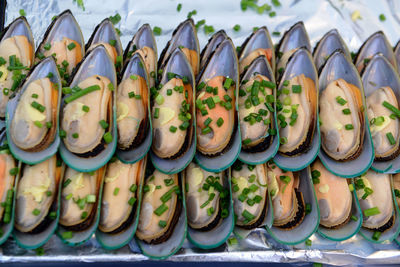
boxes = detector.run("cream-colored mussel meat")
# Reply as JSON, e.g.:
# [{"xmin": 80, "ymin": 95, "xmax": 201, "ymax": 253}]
[
  {"xmin": 356, "ymin": 170, "xmax": 394, "ymax": 232},
  {"xmin": 319, "ymin": 79, "xmax": 364, "ymax": 161},
  {"xmin": 99, "ymin": 159, "xmax": 140, "ymax": 233},
  {"xmin": 267, "ymin": 163, "xmax": 305, "ymax": 229},
  {"xmin": 15, "ymin": 156, "xmax": 60, "ymax": 232},
  {"xmin": 10, "ymin": 77, "xmax": 58, "ymax": 152},
  {"xmin": 0, "ymin": 35, "xmax": 33, "ymax": 117},
  {"xmin": 185, "ymin": 162, "xmax": 228, "ymax": 230},
  {"xmin": 232, "ymin": 162, "xmax": 268, "ymax": 228},
  {"xmin": 366, "ymin": 86, "xmax": 400, "ymax": 160},
  {"xmin": 239, "ymin": 48, "xmax": 273, "ymax": 74},
  {"xmin": 62, "ymin": 75, "xmax": 112, "ymax": 155},
  {"xmin": 59, "ymin": 167, "xmax": 102, "ymax": 230},
  {"xmin": 278, "ymin": 74, "xmax": 317, "ymax": 156},
  {"xmin": 136, "ymin": 170, "xmax": 180, "ymax": 244},
  {"xmin": 311, "ymin": 160, "xmax": 352, "ymax": 228},
  {"xmin": 239, "ymin": 74, "xmax": 274, "ymax": 151},
  {"xmin": 128, "ymin": 46, "xmax": 157, "ymax": 88},
  {"xmin": 117, "ymin": 74, "xmax": 148, "ymax": 150},
  {"xmin": 152, "ymin": 77, "xmax": 192, "ymax": 159}
]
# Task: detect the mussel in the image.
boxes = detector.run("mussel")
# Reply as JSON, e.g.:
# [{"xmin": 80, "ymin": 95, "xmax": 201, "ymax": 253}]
[
  {"xmin": 9, "ymin": 64, "xmax": 59, "ymax": 152},
  {"xmin": 0, "ymin": 17, "xmax": 34, "ymax": 117},
  {"xmin": 231, "ymin": 161, "xmax": 268, "ymax": 229},
  {"xmin": 15, "ymin": 156, "xmax": 61, "ymax": 233},
  {"xmin": 35, "ymin": 10, "xmax": 84, "ymax": 84},
  {"xmin": 59, "ymin": 166, "xmax": 103, "ymax": 231},
  {"xmin": 266, "ymin": 162, "xmax": 305, "ymax": 229},
  {"xmin": 311, "ymin": 160, "xmax": 352, "ymax": 228},
  {"xmin": 276, "ymin": 21, "xmax": 311, "ymax": 76},
  {"xmin": 355, "ymin": 31, "xmax": 397, "ymax": 73},
  {"xmin": 159, "ymin": 19, "xmax": 200, "ymax": 76},
  {"xmin": 136, "ymin": 170, "xmax": 181, "ymax": 244},
  {"xmin": 151, "ymin": 49, "xmax": 194, "ymax": 160},
  {"xmin": 0, "ymin": 152, "xmax": 16, "ymax": 225},
  {"xmin": 184, "ymin": 162, "xmax": 229, "ymax": 231},
  {"xmin": 200, "ymin": 30, "xmax": 227, "ymax": 70},
  {"xmin": 99, "ymin": 158, "xmax": 142, "ymax": 234},
  {"xmin": 124, "ymin": 24, "xmax": 157, "ymax": 88},
  {"xmin": 86, "ymin": 18, "xmax": 123, "ymax": 70},
  {"xmin": 239, "ymin": 56, "xmax": 275, "ymax": 152},
  {"xmin": 117, "ymin": 53, "xmax": 149, "ymax": 151},
  {"xmin": 277, "ymin": 49, "xmax": 317, "ymax": 157},
  {"xmin": 238, "ymin": 26, "xmax": 275, "ymax": 74},
  {"xmin": 355, "ymin": 170, "xmax": 394, "ymax": 233}
]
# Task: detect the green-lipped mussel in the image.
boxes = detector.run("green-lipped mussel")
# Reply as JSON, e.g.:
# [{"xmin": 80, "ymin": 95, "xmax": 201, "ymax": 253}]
[{"xmin": 0, "ymin": 153, "xmax": 16, "ymax": 225}]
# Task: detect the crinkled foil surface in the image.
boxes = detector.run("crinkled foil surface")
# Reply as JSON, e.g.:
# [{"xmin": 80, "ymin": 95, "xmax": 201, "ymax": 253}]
[{"xmin": 2, "ymin": 0, "xmax": 400, "ymax": 265}]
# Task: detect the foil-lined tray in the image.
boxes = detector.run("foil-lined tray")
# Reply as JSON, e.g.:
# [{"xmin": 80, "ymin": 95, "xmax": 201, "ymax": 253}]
[{"xmin": 2, "ymin": 0, "xmax": 400, "ymax": 265}]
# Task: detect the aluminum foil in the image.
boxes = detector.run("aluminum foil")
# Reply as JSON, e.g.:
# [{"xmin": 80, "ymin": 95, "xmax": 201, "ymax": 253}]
[{"xmin": 3, "ymin": 0, "xmax": 400, "ymax": 265}]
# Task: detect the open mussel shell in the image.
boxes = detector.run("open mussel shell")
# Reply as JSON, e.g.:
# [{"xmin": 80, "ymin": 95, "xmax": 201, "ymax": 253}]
[
  {"xmin": 116, "ymin": 53, "xmax": 152, "ymax": 164},
  {"xmin": 56, "ymin": 166, "xmax": 105, "ymax": 246},
  {"xmin": 276, "ymin": 21, "xmax": 311, "ymax": 77},
  {"xmin": 6, "ymin": 57, "xmax": 61, "ymax": 165},
  {"xmin": 13, "ymin": 158, "xmax": 64, "ymax": 249},
  {"xmin": 265, "ymin": 167, "xmax": 320, "ymax": 245},
  {"xmin": 86, "ymin": 18, "xmax": 123, "ymax": 71},
  {"xmin": 59, "ymin": 45, "xmax": 117, "ymax": 172},
  {"xmin": 313, "ymin": 29, "xmax": 351, "ymax": 72},
  {"xmin": 134, "ymin": 168, "xmax": 187, "ymax": 260},
  {"xmin": 318, "ymin": 50, "xmax": 374, "ymax": 178},
  {"xmin": 149, "ymin": 48, "xmax": 196, "ymax": 174},
  {"xmin": 124, "ymin": 24, "xmax": 157, "ymax": 88},
  {"xmin": 95, "ymin": 157, "xmax": 146, "ymax": 250},
  {"xmin": 183, "ymin": 165, "xmax": 234, "ymax": 249},
  {"xmin": 395, "ymin": 41, "xmax": 400, "ymax": 74},
  {"xmin": 200, "ymin": 30, "xmax": 228, "ymax": 70},
  {"xmin": 194, "ymin": 38, "xmax": 241, "ymax": 172},
  {"xmin": 0, "ymin": 16, "xmax": 35, "ymax": 125},
  {"xmin": 355, "ymin": 31, "xmax": 397, "ymax": 73},
  {"xmin": 362, "ymin": 54, "xmax": 400, "ymax": 173},
  {"xmin": 159, "ymin": 19, "xmax": 200, "ymax": 77},
  {"xmin": 238, "ymin": 56, "xmax": 279, "ymax": 165},
  {"xmin": 239, "ymin": 26, "xmax": 275, "ymax": 73},
  {"xmin": 35, "ymin": 10, "xmax": 84, "ymax": 76},
  {"xmin": 317, "ymin": 179, "xmax": 363, "ymax": 242},
  {"xmin": 358, "ymin": 173, "xmax": 400, "ymax": 243},
  {"xmin": 273, "ymin": 48, "xmax": 320, "ymax": 171},
  {"xmin": 0, "ymin": 132, "xmax": 19, "ymax": 246}
]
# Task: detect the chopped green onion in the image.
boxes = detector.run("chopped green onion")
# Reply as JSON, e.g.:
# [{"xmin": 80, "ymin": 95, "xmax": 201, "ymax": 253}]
[
  {"xmin": 67, "ymin": 42, "xmax": 76, "ymax": 51},
  {"xmin": 386, "ymin": 132, "xmax": 396, "ymax": 145},
  {"xmin": 154, "ymin": 203, "xmax": 168, "ymax": 216},
  {"xmin": 364, "ymin": 206, "xmax": 380, "ymax": 217},
  {"xmin": 345, "ymin": 124, "xmax": 354, "ymax": 130},
  {"xmin": 64, "ymin": 85, "xmax": 101, "ymax": 104},
  {"xmin": 153, "ymin": 26, "xmax": 162, "ymax": 36}
]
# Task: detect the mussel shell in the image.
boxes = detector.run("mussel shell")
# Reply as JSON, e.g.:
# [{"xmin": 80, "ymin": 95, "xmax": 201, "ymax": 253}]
[
  {"xmin": 313, "ymin": 29, "xmax": 351, "ymax": 72},
  {"xmin": 158, "ymin": 19, "xmax": 200, "ymax": 76},
  {"xmin": 273, "ymin": 48, "xmax": 320, "ymax": 171},
  {"xmin": 357, "ymin": 171, "xmax": 400, "ymax": 243},
  {"xmin": 238, "ymin": 56, "xmax": 279, "ymax": 165},
  {"xmin": 184, "ymin": 165, "xmax": 234, "ymax": 249},
  {"xmin": 13, "ymin": 159, "xmax": 63, "ymax": 249},
  {"xmin": 116, "ymin": 53, "xmax": 152, "ymax": 164},
  {"xmin": 362, "ymin": 54, "xmax": 400, "ymax": 172},
  {"xmin": 276, "ymin": 21, "xmax": 311, "ymax": 77},
  {"xmin": 194, "ymin": 38, "xmax": 241, "ymax": 172},
  {"xmin": 6, "ymin": 57, "xmax": 61, "ymax": 165},
  {"xmin": 199, "ymin": 30, "xmax": 228, "ymax": 71},
  {"xmin": 150, "ymin": 48, "xmax": 196, "ymax": 174},
  {"xmin": 95, "ymin": 157, "xmax": 146, "ymax": 250},
  {"xmin": 59, "ymin": 45, "xmax": 117, "ymax": 172},
  {"xmin": 266, "ymin": 167, "xmax": 319, "ymax": 245},
  {"xmin": 239, "ymin": 26, "xmax": 275, "ymax": 73},
  {"xmin": 355, "ymin": 31, "xmax": 397, "ymax": 73},
  {"xmin": 57, "ymin": 168, "xmax": 105, "ymax": 247},
  {"xmin": 124, "ymin": 24, "xmax": 157, "ymax": 88},
  {"xmin": 395, "ymin": 41, "xmax": 400, "ymax": 74},
  {"xmin": 86, "ymin": 18, "xmax": 123, "ymax": 70},
  {"xmin": 318, "ymin": 50, "xmax": 374, "ymax": 178},
  {"xmin": 317, "ymin": 179, "xmax": 363, "ymax": 242},
  {"xmin": 0, "ymin": 132, "xmax": 18, "ymax": 246},
  {"xmin": 35, "ymin": 10, "xmax": 84, "ymax": 74}
]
